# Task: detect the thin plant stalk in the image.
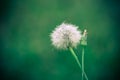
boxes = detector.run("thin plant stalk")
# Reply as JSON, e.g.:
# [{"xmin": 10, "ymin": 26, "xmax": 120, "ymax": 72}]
[
  {"xmin": 69, "ymin": 47, "xmax": 88, "ymax": 80},
  {"xmin": 82, "ymin": 47, "xmax": 85, "ymax": 80}
]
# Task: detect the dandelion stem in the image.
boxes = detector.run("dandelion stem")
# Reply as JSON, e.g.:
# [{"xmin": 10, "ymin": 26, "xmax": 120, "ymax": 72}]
[
  {"xmin": 69, "ymin": 47, "xmax": 88, "ymax": 80},
  {"xmin": 82, "ymin": 47, "xmax": 84, "ymax": 80}
]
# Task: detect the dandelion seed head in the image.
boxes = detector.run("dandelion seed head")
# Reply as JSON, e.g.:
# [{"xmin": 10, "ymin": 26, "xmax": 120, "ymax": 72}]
[{"xmin": 50, "ymin": 22, "xmax": 82, "ymax": 49}]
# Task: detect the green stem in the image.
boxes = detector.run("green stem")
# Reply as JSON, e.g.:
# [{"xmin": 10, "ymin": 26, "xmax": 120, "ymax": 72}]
[
  {"xmin": 82, "ymin": 47, "xmax": 84, "ymax": 80},
  {"xmin": 69, "ymin": 47, "xmax": 88, "ymax": 80}
]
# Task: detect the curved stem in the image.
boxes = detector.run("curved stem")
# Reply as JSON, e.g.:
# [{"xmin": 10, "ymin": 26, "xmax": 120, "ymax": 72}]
[{"xmin": 69, "ymin": 47, "xmax": 88, "ymax": 80}]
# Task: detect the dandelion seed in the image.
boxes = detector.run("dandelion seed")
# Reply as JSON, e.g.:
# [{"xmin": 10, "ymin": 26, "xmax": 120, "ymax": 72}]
[{"xmin": 50, "ymin": 22, "xmax": 82, "ymax": 49}]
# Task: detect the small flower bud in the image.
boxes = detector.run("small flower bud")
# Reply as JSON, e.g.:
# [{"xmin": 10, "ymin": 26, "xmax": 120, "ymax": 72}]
[{"xmin": 81, "ymin": 29, "xmax": 87, "ymax": 46}]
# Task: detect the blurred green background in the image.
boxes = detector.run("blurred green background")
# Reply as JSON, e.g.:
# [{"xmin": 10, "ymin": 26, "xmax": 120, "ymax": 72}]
[{"xmin": 0, "ymin": 0, "xmax": 120, "ymax": 80}]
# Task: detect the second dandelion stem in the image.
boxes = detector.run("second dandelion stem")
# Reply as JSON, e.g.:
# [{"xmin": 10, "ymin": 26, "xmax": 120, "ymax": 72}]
[
  {"xmin": 69, "ymin": 47, "xmax": 88, "ymax": 80},
  {"xmin": 82, "ymin": 47, "xmax": 85, "ymax": 80}
]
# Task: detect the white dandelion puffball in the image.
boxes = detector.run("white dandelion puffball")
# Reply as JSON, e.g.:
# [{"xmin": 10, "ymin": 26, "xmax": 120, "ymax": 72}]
[{"xmin": 50, "ymin": 22, "xmax": 82, "ymax": 49}]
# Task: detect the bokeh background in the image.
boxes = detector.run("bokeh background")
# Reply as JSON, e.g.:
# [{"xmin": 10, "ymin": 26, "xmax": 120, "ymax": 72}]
[{"xmin": 0, "ymin": 0, "xmax": 120, "ymax": 80}]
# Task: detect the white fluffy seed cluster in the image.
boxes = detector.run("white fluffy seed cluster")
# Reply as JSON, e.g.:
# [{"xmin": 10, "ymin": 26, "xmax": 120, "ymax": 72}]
[{"xmin": 50, "ymin": 23, "xmax": 82, "ymax": 49}]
